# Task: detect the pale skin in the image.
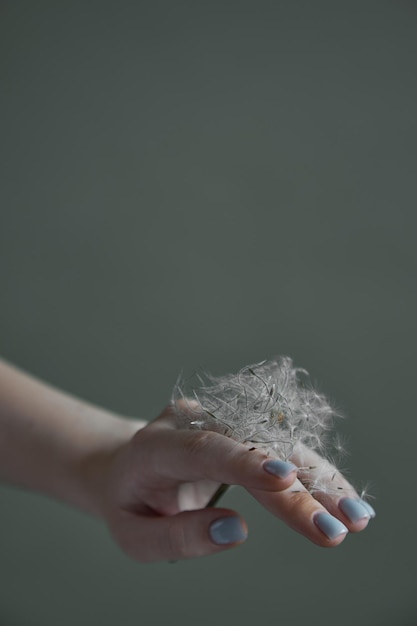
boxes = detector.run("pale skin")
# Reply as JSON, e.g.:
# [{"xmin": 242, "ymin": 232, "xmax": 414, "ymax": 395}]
[{"xmin": 0, "ymin": 359, "xmax": 373, "ymax": 563}]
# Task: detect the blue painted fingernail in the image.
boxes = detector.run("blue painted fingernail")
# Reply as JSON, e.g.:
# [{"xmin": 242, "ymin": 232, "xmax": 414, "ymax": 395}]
[
  {"xmin": 209, "ymin": 517, "xmax": 248, "ymax": 545},
  {"xmin": 263, "ymin": 459, "xmax": 297, "ymax": 479},
  {"xmin": 339, "ymin": 498, "xmax": 371, "ymax": 523},
  {"xmin": 359, "ymin": 499, "xmax": 376, "ymax": 518},
  {"xmin": 314, "ymin": 513, "xmax": 348, "ymax": 540}
]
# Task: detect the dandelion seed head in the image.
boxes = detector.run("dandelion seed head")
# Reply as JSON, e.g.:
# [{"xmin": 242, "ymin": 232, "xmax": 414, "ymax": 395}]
[{"xmin": 172, "ymin": 356, "xmax": 342, "ymax": 463}]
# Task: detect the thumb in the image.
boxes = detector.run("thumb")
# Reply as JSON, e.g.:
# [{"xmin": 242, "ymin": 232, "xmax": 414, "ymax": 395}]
[{"xmin": 109, "ymin": 507, "xmax": 248, "ymax": 563}]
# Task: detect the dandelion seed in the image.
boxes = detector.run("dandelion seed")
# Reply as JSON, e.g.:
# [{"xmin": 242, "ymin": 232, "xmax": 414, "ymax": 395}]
[{"xmin": 359, "ymin": 483, "xmax": 376, "ymax": 508}]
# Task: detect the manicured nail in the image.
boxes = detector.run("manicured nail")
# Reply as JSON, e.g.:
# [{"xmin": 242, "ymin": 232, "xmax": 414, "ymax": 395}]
[
  {"xmin": 359, "ymin": 499, "xmax": 376, "ymax": 518},
  {"xmin": 339, "ymin": 498, "xmax": 371, "ymax": 523},
  {"xmin": 314, "ymin": 513, "xmax": 348, "ymax": 540},
  {"xmin": 263, "ymin": 459, "xmax": 297, "ymax": 479},
  {"xmin": 209, "ymin": 517, "xmax": 248, "ymax": 545}
]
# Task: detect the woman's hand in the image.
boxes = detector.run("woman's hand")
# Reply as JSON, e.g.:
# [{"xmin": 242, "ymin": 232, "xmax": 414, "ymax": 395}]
[
  {"xmin": 0, "ymin": 360, "xmax": 374, "ymax": 564},
  {"xmin": 89, "ymin": 402, "xmax": 374, "ymax": 563},
  {"xmin": 88, "ymin": 402, "xmax": 297, "ymax": 562}
]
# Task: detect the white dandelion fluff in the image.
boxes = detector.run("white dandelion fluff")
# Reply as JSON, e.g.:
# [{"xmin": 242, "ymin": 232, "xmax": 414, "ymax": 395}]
[
  {"xmin": 172, "ymin": 356, "xmax": 341, "ymax": 463},
  {"xmin": 172, "ymin": 356, "xmax": 377, "ymax": 515}
]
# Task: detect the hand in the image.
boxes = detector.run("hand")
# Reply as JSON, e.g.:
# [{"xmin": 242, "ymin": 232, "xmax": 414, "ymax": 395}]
[
  {"xmin": 0, "ymin": 360, "xmax": 374, "ymax": 564},
  {"xmin": 90, "ymin": 402, "xmax": 374, "ymax": 563}
]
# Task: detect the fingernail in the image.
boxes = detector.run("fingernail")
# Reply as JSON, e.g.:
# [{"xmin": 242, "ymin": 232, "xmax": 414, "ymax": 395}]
[
  {"xmin": 339, "ymin": 498, "xmax": 371, "ymax": 523},
  {"xmin": 263, "ymin": 459, "xmax": 297, "ymax": 479},
  {"xmin": 359, "ymin": 499, "xmax": 376, "ymax": 518},
  {"xmin": 314, "ymin": 512, "xmax": 349, "ymax": 540},
  {"xmin": 209, "ymin": 517, "xmax": 248, "ymax": 545}
]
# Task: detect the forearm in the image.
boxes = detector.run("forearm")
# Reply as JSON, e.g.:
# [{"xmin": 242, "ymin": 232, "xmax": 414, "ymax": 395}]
[{"xmin": 0, "ymin": 359, "xmax": 144, "ymax": 516}]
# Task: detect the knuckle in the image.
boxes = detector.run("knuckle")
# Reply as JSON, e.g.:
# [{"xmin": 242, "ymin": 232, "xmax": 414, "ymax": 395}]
[
  {"xmin": 110, "ymin": 526, "xmax": 153, "ymax": 565},
  {"xmin": 286, "ymin": 490, "xmax": 314, "ymax": 515},
  {"xmin": 132, "ymin": 424, "xmax": 153, "ymax": 448},
  {"xmin": 184, "ymin": 430, "xmax": 214, "ymax": 458}
]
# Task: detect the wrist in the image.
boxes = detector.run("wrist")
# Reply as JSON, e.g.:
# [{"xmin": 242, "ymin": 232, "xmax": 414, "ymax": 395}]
[
  {"xmin": 71, "ymin": 412, "xmax": 144, "ymax": 518},
  {"xmin": 0, "ymin": 359, "xmax": 148, "ymax": 517}
]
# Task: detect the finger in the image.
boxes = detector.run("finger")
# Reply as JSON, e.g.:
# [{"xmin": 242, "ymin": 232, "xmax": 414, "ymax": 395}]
[
  {"xmin": 290, "ymin": 445, "xmax": 374, "ymax": 532},
  {"xmin": 249, "ymin": 477, "xmax": 349, "ymax": 547},
  {"xmin": 109, "ymin": 507, "xmax": 248, "ymax": 563},
  {"xmin": 133, "ymin": 425, "xmax": 298, "ymax": 493}
]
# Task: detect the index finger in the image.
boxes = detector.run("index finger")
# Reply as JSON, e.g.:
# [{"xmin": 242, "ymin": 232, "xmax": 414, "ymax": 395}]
[{"xmin": 132, "ymin": 423, "xmax": 298, "ymax": 493}]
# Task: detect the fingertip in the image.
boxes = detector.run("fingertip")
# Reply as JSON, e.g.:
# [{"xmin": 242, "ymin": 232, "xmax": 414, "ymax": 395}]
[
  {"xmin": 209, "ymin": 515, "xmax": 248, "ymax": 546},
  {"xmin": 313, "ymin": 512, "xmax": 349, "ymax": 546},
  {"xmin": 263, "ymin": 459, "xmax": 298, "ymax": 481},
  {"xmin": 335, "ymin": 497, "xmax": 372, "ymax": 533},
  {"xmin": 360, "ymin": 499, "xmax": 376, "ymax": 518}
]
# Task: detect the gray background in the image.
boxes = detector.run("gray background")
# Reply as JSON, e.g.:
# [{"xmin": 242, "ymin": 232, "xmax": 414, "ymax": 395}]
[{"xmin": 1, "ymin": 1, "xmax": 416, "ymax": 625}]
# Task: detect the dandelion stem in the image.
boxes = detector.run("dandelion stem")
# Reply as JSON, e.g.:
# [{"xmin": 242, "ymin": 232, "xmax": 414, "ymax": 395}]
[{"xmin": 206, "ymin": 483, "xmax": 230, "ymax": 508}]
